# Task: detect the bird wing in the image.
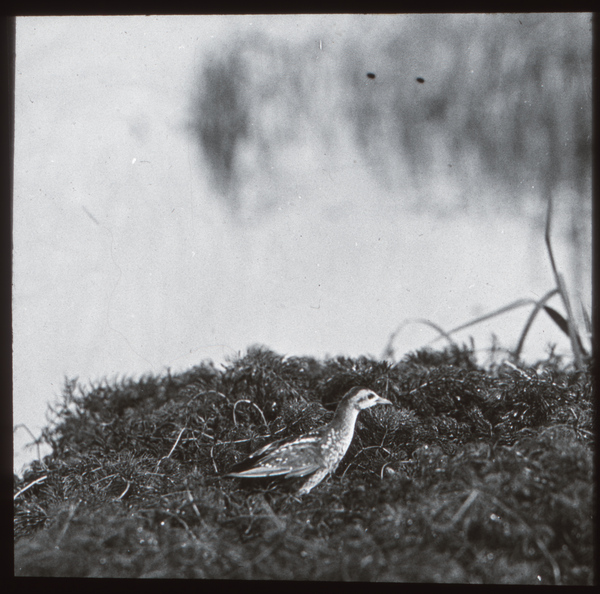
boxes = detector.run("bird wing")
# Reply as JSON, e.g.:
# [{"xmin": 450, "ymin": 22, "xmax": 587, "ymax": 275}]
[{"xmin": 226, "ymin": 432, "xmax": 325, "ymax": 478}]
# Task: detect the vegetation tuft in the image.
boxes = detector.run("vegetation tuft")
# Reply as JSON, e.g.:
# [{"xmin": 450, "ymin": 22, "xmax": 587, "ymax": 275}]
[{"xmin": 14, "ymin": 344, "xmax": 593, "ymax": 583}]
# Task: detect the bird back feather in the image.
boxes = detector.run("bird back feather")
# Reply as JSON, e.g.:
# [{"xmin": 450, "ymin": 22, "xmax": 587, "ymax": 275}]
[{"xmin": 226, "ymin": 431, "xmax": 325, "ymax": 479}]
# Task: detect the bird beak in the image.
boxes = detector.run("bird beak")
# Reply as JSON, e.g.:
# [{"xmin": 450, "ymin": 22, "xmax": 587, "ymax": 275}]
[{"xmin": 376, "ymin": 396, "xmax": 393, "ymax": 406}]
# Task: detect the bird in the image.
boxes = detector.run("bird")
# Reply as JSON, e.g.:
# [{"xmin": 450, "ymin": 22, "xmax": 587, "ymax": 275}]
[{"xmin": 225, "ymin": 387, "xmax": 392, "ymax": 495}]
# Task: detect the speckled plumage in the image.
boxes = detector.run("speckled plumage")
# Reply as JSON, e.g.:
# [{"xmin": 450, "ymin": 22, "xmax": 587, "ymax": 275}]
[{"xmin": 225, "ymin": 387, "xmax": 392, "ymax": 495}]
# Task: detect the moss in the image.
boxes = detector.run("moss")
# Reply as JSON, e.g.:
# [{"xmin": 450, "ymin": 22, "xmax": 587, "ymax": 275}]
[{"xmin": 14, "ymin": 345, "xmax": 594, "ymax": 582}]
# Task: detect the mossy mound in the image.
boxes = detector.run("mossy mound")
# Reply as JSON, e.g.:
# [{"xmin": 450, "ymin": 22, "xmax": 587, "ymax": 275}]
[{"xmin": 14, "ymin": 345, "xmax": 594, "ymax": 582}]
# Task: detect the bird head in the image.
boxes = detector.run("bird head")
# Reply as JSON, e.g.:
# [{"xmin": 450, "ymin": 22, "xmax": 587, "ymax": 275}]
[{"xmin": 343, "ymin": 387, "xmax": 392, "ymax": 411}]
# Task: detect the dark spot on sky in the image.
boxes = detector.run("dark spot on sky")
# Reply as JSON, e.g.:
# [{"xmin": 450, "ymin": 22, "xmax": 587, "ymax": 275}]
[
  {"xmin": 416, "ymin": 77, "xmax": 425, "ymax": 83},
  {"xmin": 367, "ymin": 72, "xmax": 376, "ymax": 79}
]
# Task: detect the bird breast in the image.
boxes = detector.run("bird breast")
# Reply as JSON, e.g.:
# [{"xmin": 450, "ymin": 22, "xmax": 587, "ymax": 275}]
[{"xmin": 322, "ymin": 423, "xmax": 356, "ymax": 469}]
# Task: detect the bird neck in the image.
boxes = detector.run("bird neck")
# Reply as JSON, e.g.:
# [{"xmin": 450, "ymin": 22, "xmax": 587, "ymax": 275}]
[{"xmin": 331, "ymin": 403, "xmax": 360, "ymax": 434}]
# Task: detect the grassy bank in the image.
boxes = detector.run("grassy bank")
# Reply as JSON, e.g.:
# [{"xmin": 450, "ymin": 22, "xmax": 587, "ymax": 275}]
[{"xmin": 14, "ymin": 344, "xmax": 593, "ymax": 582}]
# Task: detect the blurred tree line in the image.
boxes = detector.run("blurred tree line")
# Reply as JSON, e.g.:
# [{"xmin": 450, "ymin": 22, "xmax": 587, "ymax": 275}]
[{"xmin": 190, "ymin": 14, "xmax": 591, "ymax": 227}]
